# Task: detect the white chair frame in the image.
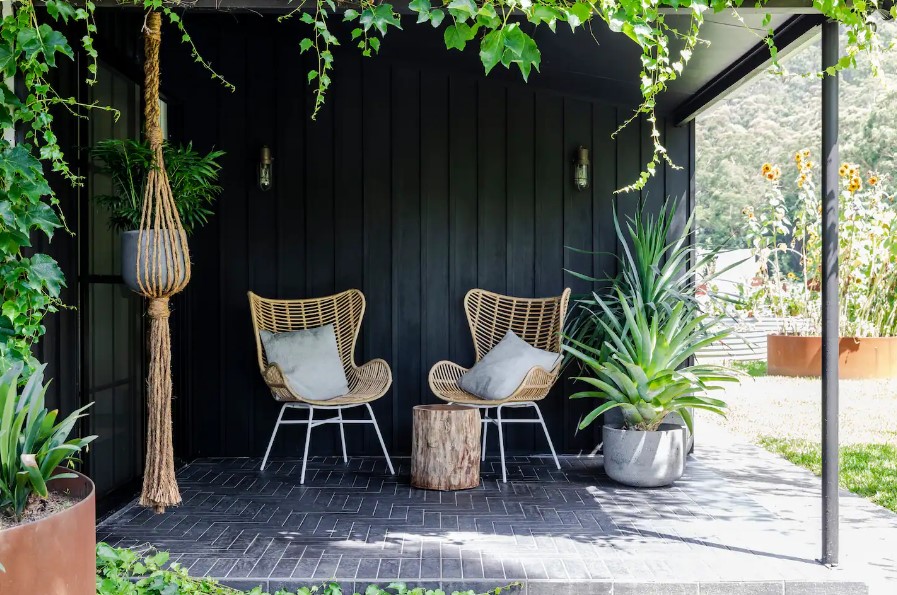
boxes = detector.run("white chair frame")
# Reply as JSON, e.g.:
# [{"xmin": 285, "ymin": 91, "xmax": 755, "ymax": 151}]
[
  {"xmin": 448, "ymin": 401, "xmax": 561, "ymax": 483},
  {"xmin": 261, "ymin": 401, "xmax": 395, "ymax": 484}
]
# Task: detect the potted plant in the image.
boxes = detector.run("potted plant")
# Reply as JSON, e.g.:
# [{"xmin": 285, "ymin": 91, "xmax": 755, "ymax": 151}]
[
  {"xmin": 564, "ymin": 201, "xmax": 738, "ymax": 487},
  {"xmin": 0, "ymin": 362, "xmax": 97, "ymax": 592},
  {"xmin": 90, "ymin": 139, "xmax": 224, "ymax": 293},
  {"xmin": 743, "ymin": 152, "xmax": 897, "ymax": 378}
]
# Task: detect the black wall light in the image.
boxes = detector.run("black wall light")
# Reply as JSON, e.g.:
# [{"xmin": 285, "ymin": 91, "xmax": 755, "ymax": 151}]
[
  {"xmin": 258, "ymin": 145, "xmax": 274, "ymax": 191},
  {"xmin": 573, "ymin": 146, "xmax": 590, "ymax": 192}
]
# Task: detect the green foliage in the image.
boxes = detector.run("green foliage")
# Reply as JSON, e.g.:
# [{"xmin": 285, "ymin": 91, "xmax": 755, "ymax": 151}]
[
  {"xmin": 96, "ymin": 543, "xmax": 521, "ymax": 595},
  {"xmin": 730, "ymin": 360, "xmax": 767, "ymax": 377},
  {"xmin": 733, "ymin": 151, "xmax": 897, "ymax": 337},
  {"xmin": 90, "ymin": 139, "xmax": 225, "ymax": 235},
  {"xmin": 0, "ymin": 362, "xmax": 95, "ymax": 522},
  {"xmin": 758, "ymin": 437, "xmax": 897, "ymax": 513},
  {"xmin": 563, "ymin": 201, "xmax": 739, "ymax": 432},
  {"xmin": 697, "ymin": 22, "xmax": 897, "ymax": 250}
]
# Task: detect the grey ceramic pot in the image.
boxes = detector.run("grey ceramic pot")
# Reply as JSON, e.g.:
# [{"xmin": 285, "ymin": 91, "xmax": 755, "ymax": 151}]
[
  {"xmin": 602, "ymin": 423, "xmax": 687, "ymax": 488},
  {"xmin": 605, "ymin": 407, "xmax": 694, "ymax": 454},
  {"xmin": 121, "ymin": 230, "xmax": 188, "ymax": 293}
]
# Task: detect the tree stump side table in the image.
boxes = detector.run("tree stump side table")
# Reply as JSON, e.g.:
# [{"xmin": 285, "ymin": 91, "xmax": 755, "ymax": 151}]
[{"xmin": 411, "ymin": 404, "xmax": 481, "ymax": 490}]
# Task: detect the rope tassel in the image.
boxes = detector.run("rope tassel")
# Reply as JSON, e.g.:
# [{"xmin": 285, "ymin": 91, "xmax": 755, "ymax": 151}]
[
  {"xmin": 136, "ymin": 12, "xmax": 191, "ymax": 513},
  {"xmin": 139, "ymin": 298, "xmax": 180, "ymax": 513}
]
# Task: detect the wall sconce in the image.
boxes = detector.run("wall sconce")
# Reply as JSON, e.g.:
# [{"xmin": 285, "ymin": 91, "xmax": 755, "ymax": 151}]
[
  {"xmin": 258, "ymin": 145, "xmax": 274, "ymax": 192},
  {"xmin": 573, "ymin": 146, "xmax": 590, "ymax": 192}
]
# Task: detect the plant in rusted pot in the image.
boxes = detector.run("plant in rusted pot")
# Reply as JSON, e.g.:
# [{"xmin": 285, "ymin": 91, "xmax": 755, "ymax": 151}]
[
  {"xmin": 745, "ymin": 152, "xmax": 897, "ymax": 377},
  {"xmin": 0, "ymin": 363, "xmax": 97, "ymax": 594}
]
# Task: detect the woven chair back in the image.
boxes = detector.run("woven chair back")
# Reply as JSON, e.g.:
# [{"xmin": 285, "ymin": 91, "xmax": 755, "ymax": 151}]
[
  {"xmin": 248, "ymin": 290, "xmax": 365, "ymax": 375},
  {"xmin": 463, "ymin": 288, "xmax": 571, "ymax": 362}
]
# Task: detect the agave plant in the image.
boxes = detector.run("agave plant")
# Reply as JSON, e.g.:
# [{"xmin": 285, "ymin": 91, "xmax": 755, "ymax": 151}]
[
  {"xmin": 0, "ymin": 363, "xmax": 96, "ymax": 522},
  {"xmin": 564, "ymin": 199, "xmax": 741, "ymax": 363},
  {"xmin": 563, "ymin": 199, "xmax": 740, "ymax": 433}
]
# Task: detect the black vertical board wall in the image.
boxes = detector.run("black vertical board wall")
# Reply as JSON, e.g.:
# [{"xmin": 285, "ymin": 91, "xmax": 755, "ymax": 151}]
[{"xmin": 113, "ymin": 15, "xmax": 699, "ymax": 459}]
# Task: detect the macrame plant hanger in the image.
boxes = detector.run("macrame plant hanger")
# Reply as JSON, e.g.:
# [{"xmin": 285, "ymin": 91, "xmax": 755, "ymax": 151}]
[{"xmin": 137, "ymin": 10, "xmax": 191, "ymax": 513}]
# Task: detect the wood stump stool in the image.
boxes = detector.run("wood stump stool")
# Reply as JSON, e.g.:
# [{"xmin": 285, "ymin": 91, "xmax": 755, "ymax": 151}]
[{"xmin": 411, "ymin": 404, "xmax": 481, "ymax": 490}]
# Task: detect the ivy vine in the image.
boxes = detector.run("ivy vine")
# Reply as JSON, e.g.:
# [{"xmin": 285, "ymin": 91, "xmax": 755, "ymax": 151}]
[{"xmin": 0, "ymin": 0, "xmax": 893, "ymax": 376}]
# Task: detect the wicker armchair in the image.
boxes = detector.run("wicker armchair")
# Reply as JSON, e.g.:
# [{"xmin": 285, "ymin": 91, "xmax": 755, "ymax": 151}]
[
  {"xmin": 428, "ymin": 288, "xmax": 571, "ymax": 482},
  {"xmin": 248, "ymin": 290, "xmax": 394, "ymax": 482}
]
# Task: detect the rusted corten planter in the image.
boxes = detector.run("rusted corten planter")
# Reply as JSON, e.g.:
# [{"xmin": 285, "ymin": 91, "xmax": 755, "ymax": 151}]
[
  {"xmin": 767, "ymin": 334, "xmax": 897, "ymax": 378},
  {"xmin": 0, "ymin": 470, "xmax": 96, "ymax": 595}
]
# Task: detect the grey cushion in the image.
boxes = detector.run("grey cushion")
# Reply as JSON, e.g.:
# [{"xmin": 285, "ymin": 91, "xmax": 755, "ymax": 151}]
[
  {"xmin": 259, "ymin": 325, "xmax": 349, "ymax": 401},
  {"xmin": 459, "ymin": 330, "xmax": 561, "ymax": 400}
]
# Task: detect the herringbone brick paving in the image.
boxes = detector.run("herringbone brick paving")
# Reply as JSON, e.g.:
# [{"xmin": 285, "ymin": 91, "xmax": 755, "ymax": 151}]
[{"xmin": 98, "ymin": 430, "xmax": 897, "ymax": 594}]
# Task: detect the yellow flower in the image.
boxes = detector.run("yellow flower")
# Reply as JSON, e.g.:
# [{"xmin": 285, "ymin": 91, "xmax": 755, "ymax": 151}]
[
  {"xmin": 803, "ymin": 149, "xmax": 811, "ymax": 159},
  {"xmin": 742, "ymin": 206, "xmax": 753, "ymax": 216},
  {"xmin": 787, "ymin": 272, "xmax": 797, "ymax": 280},
  {"xmin": 869, "ymin": 175, "xmax": 879, "ymax": 186},
  {"xmin": 761, "ymin": 163, "xmax": 772, "ymax": 175},
  {"xmin": 839, "ymin": 164, "xmax": 849, "ymax": 177},
  {"xmin": 848, "ymin": 165, "xmax": 859, "ymax": 178},
  {"xmin": 848, "ymin": 177, "xmax": 862, "ymax": 193},
  {"xmin": 805, "ymin": 160, "xmax": 814, "ymax": 169},
  {"xmin": 795, "ymin": 152, "xmax": 803, "ymax": 163},
  {"xmin": 798, "ymin": 173, "xmax": 807, "ymax": 188}
]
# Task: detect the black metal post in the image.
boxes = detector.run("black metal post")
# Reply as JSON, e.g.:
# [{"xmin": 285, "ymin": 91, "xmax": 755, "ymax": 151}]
[{"xmin": 820, "ymin": 19, "xmax": 839, "ymax": 567}]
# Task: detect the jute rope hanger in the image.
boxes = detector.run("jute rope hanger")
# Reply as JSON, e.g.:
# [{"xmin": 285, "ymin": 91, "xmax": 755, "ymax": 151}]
[{"xmin": 137, "ymin": 10, "xmax": 191, "ymax": 513}]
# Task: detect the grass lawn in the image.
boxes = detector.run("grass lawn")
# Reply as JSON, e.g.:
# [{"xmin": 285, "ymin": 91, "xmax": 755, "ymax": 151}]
[
  {"xmin": 702, "ymin": 370, "xmax": 897, "ymax": 513},
  {"xmin": 758, "ymin": 437, "xmax": 897, "ymax": 513}
]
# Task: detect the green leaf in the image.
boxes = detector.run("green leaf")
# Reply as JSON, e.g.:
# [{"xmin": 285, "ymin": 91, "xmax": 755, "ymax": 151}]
[
  {"xmin": 447, "ymin": 0, "xmax": 477, "ymax": 21},
  {"xmin": 444, "ymin": 23, "xmax": 471, "ymax": 51},
  {"xmin": 299, "ymin": 38, "xmax": 313, "ymax": 52},
  {"xmin": 343, "ymin": 8, "xmax": 360, "ymax": 21},
  {"xmin": 479, "ymin": 30, "xmax": 503, "ymax": 74},
  {"xmin": 429, "ymin": 9, "xmax": 445, "ymax": 27},
  {"xmin": 408, "ymin": 0, "xmax": 431, "ymax": 23}
]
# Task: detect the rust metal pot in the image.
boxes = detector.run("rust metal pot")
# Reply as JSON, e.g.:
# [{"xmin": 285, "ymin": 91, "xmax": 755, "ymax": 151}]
[
  {"xmin": 767, "ymin": 334, "xmax": 897, "ymax": 378},
  {"xmin": 0, "ymin": 470, "xmax": 96, "ymax": 595}
]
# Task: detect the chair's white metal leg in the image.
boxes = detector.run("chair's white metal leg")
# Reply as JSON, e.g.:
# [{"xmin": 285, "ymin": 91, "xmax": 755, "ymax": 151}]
[
  {"xmin": 337, "ymin": 408, "xmax": 348, "ymax": 464},
  {"xmin": 261, "ymin": 404, "xmax": 287, "ymax": 471},
  {"xmin": 300, "ymin": 406, "xmax": 314, "ymax": 484},
  {"xmin": 481, "ymin": 408, "xmax": 490, "ymax": 461},
  {"xmin": 533, "ymin": 402, "xmax": 561, "ymax": 470},
  {"xmin": 366, "ymin": 403, "xmax": 395, "ymax": 475},
  {"xmin": 497, "ymin": 405, "xmax": 507, "ymax": 483}
]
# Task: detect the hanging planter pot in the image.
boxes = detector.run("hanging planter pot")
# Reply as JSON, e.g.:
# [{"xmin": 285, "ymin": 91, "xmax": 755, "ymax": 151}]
[{"xmin": 121, "ymin": 229, "xmax": 189, "ymax": 294}]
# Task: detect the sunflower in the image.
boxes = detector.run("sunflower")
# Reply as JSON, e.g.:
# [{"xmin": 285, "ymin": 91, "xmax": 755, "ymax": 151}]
[
  {"xmin": 869, "ymin": 175, "xmax": 879, "ymax": 186},
  {"xmin": 804, "ymin": 160, "xmax": 814, "ymax": 169},
  {"xmin": 839, "ymin": 163, "xmax": 849, "ymax": 177},
  {"xmin": 848, "ymin": 177, "xmax": 862, "ymax": 193},
  {"xmin": 742, "ymin": 206, "xmax": 753, "ymax": 216},
  {"xmin": 761, "ymin": 163, "xmax": 772, "ymax": 175},
  {"xmin": 803, "ymin": 149, "xmax": 811, "ymax": 159},
  {"xmin": 797, "ymin": 173, "xmax": 808, "ymax": 188},
  {"xmin": 787, "ymin": 272, "xmax": 797, "ymax": 280},
  {"xmin": 795, "ymin": 152, "xmax": 803, "ymax": 163}
]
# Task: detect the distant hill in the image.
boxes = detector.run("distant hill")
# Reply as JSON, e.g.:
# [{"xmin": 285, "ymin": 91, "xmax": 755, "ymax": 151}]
[{"xmin": 696, "ymin": 20, "xmax": 897, "ymax": 249}]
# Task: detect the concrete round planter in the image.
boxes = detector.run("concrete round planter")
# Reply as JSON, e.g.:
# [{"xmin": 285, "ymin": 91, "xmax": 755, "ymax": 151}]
[
  {"xmin": 0, "ymin": 470, "xmax": 96, "ymax": 595},
  {"xmin": 121, "ymin": 229, "xmax": 188, "ymax": 293},
  {"xmin": 603, "ymin": 423, "xmax": 687, "ymax": 487},
  {"xmin": 767, "ymin": 334, "xmax": 897, "ymax": 379}
]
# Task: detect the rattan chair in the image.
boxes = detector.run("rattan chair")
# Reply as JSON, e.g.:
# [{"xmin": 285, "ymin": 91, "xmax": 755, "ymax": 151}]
[
  {"xmin": 428, "ymin": 288, "xmax": 571, "ymax": 482},
  {"xmin": 248, "ymin": 289, "xmax": 394, "ymax": 483}
]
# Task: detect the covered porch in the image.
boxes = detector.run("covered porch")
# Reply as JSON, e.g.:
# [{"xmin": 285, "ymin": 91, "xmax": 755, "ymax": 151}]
[{"xmin": 28, "ymin": 1, "xmax": 890, "ymax": 593}]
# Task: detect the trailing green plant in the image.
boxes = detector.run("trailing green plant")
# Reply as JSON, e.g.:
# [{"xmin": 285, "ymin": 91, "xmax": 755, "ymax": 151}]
[
  {"xmin": 0, "ymin": 362, "xmax": 95, "ymax": 522},
  {"xmin": 563, "ymin": 201, "xmax": 739, "ymax": 432},
  {"xmin": 294, "ymin": 0, "xmax": 894, "ymax": 193},
  {"xmin": 90, "ymin": 138, "xmax": 225, "ymax": 235},
  {"xmin": 96, "ymin": 543, "xmax": 522, "ymax": 595}
]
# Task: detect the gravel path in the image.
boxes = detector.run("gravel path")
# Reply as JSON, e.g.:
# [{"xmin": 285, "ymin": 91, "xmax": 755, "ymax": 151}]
[{"xmin": 700, "ymin": 374, "xmax": 897, "ymax": 445}]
